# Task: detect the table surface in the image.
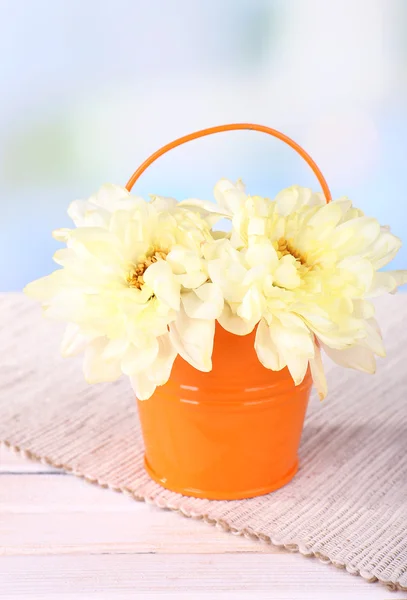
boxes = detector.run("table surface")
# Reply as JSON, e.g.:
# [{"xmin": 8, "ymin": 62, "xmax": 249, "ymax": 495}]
[{"xmin": 1, "ymin": 446, "xmax": 406, "ymax": 600}]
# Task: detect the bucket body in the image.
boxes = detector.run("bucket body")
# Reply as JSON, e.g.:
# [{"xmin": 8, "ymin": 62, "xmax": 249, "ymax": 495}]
[{"xmin": 137, "ymin": 324, "xmax": 312, "ymax": 500}]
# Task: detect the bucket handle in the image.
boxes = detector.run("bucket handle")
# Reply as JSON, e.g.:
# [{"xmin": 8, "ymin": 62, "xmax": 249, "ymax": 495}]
[{"xmin": 125, "ymin": 123, "xmax": 331, "ymax": 203}]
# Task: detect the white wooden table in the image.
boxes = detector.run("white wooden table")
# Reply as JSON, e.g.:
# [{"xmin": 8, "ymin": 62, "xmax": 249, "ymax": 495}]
[{"xmin": 1, "ymin": 446, "xmax": 405, "ymax": 600}]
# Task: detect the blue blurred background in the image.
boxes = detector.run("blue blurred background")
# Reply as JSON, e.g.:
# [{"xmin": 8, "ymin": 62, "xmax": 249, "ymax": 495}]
[{"xmin": 1, "ymin": 0, "xmax": 406, "ymax": 290}]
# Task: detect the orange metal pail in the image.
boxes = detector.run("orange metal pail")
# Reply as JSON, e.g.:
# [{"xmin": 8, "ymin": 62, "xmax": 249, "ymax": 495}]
[
  {"xmin": 127, "ymin": 124, "xmax": 331, "ymax": 500},
  {"xmin": 137, "ymin": 324, "xmax": 312, "ymax": 500}
]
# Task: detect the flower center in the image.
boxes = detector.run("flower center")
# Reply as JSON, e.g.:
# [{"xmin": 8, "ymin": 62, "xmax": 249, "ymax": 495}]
[
  {"xmin": 127, "ymin": 249, "xmax": 168, "ymax": 290},
  {"xmin": 276, "ymin": 238, "xmax": 308, "ymax": 266}
]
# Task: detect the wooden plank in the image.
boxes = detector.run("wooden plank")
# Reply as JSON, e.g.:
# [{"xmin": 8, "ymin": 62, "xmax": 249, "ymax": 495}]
[
  {"xmin": 1, "ymin": 448, "xmax": 404, "ymax": 599},
  {"xmin": 0, "ymin": 474, "xmax": 282, "ymax": 556},
  {"xmin": 0, "ymin": 445, "xmax": 59, "ymax": 473},
  {"xmin": 0, "ymin": 554, "xmax": 403, "ymax": 600},
  {"xmin": 0, "ymin": 473, "xmax": 137, "ymax": 509}
]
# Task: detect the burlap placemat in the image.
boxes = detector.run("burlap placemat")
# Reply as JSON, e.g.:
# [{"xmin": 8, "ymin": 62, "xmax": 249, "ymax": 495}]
[{"xmin": 1, "ymin": 293, "xmax": 406, "ymax": 591}]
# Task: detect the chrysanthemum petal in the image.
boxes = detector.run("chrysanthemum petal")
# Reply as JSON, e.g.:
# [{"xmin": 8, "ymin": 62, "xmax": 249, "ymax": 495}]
[
  {"xmin": 274, "ymin": 256, "xmax": 302, "ymax": 289},
  {"xmin": 338, "ymin": 257, "xmax": 374, "ymax": 294},
  {"xmin": 169, "ymin": 308, "xmax": 214, "ymax": 372},
  {"xmin": 214, "ymin": 179, "xmax": 246, "ymax": 214},
  {"xmin": 52, "ymin": 228, "xmax": 71, "ymax": 242},
  {"xmin": 322, "ymin": 342, "xmax": 376, "ymax": 374},
  {"xmin": 218, "ymin": 303, "xmax": 257, "ymax": 336},
  {"xmin": 88, "ymin": 183, "xmax": 131, "ymax": 211},
  {"xmin": 167, "ymin": 246, "xmax": 203, "ymax": 274},
  {"xmin": 254, "ymin": 319, "xmax": 284, "ymax": 370},
  {"xmin": 388, "ymin": 270, "xmax": 407, "ymax": 292},
  {"xmin": 68, "ymin": 200, "xmax": 110, "ymax": 228},
  {"xmin": 275, "ymin": 186, "xmax": 305, "ymax": 216},
  {"xmin": 146, "ymin": 333, "xmax": 177, "ymax": 385},
  {"xmin": 83, "ymin": 339, "xmax": 123, "ymax": 383},
  {"xmin": 176, "ymin": 272, "xmax": 208, "ymax": 289},
  {"xmin": 61, "ymin": 323, "xmax": 89, "ymax": 357},
  {"xmin": 143, "ymin": 260, "xmax": 181, "ymax": 310},
  {"xmin": 130, "ymin": 372, "xmax": 157, "ymax": 401},
  {"xmin": 362, "ymin": 318, "xmax": 386, "ymax": 357},
  {"xmin": 178, "ymin": 198, "xmax": 230, "ymax": 226},
  {"xmin": 207, "ymin": 258, "xmax": 247, "ymax": 303},
  {"xmin": 149, "ymin": 195, "xmax": 178, "ymax": 211},
  {"xmin": 307, "ymin": 199, "xmax": 352, "ymax": 236},
  {"xmin": 275, "ymin": 186, "xmax": 323, "ymax": 216},
  {"xmin": 245, "ymin": 243, "xmax": 278, "ymax": 269},
  {"xmin": 332, "ymin": 217, "xmax": 381, "ymax": 257},
  {"xmin": 310, "ymin": 341, "xmax": 327, "ymax": 400},
  {"xmin": 352, "ymin": 299, "xmax": 375, "ymax": 319},
  {"xmin": 285, "ymin": 354, "xmax": 310, "ymax": 386},
  {"xmin": 368, "ymin": 230, "xmax": 402, "ymax": 269},
  {"xmin": 24, "ymin": 274, "xmax": 61, "ymax": 302},
  {"xmin": 102, "ymin": 338, "xmax": 129, "ymax": 360},
  {"xmin": 182, "ymin": 283, "xmax": 224, "ymax": 320},
  {"xmin": 121, "ymin": 340, "xmax": 159, "ymax": 375},
  {"xmin": 237, "ymin": 287, "xmax": 265, "ymax": 323},
  {"xmin": 366, "ymin": 271, "xmax": 398, "ymax": 297}
]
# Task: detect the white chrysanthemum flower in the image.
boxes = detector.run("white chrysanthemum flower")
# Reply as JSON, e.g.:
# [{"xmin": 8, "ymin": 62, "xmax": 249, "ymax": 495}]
[
  {"xmin": 25, "ymin": 184, "xmax": 223, "ymax": 400},
  {"xmin": 188, "ymin": 180, "xmax": 407, "ymax": 399}
]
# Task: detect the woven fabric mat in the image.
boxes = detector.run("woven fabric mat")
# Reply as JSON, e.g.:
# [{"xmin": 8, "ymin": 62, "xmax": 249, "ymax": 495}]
[{"xmin": 1, "ymin": 294, "xmax": 407, "ymax": 591}]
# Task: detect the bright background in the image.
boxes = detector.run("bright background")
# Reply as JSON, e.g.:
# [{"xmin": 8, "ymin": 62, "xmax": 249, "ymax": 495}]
[{"xmin": 1, "ymin": 0, "xmax": 406, "ymax": 290}]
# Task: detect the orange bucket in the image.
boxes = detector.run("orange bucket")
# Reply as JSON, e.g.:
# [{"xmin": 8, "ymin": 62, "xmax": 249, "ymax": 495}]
[
  {"xmin": 137, "ymin": 324, "xmax": 312, "ymax": 499},
  {"xmin": 127, "ymin": 124, "xmax": 331, "ymax": 500}
]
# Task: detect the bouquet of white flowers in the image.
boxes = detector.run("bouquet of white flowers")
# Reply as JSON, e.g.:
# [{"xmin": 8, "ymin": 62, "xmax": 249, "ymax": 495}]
[{"xmin": 25, "ymin": 129, "xmax": 407, "ymax": 403}]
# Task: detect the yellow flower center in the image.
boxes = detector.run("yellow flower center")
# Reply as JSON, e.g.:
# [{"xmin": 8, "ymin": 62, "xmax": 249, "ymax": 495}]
[
  {"xmin": 276, "ymin": 238, "xmax": 308, "ymax": 265},
  {"xmin": 127, "ymin": 249, "xmax": 168, "ymax": 290}
]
